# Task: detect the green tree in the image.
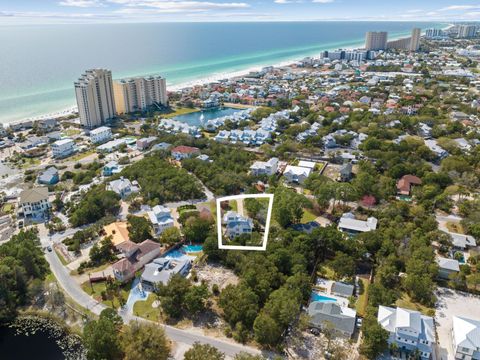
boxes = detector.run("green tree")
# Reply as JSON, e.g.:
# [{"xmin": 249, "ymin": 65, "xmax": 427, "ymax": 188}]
[
  {"xmin": 184, "ymin": 343, "xmax": 225, "ymax": 360},
  {"xmin": 183, "ymin": 216, "xmax": 212, "ymax": 243},
  {"xmin": 83, "ymin": 309, "xmax": 123, "ymax": 360},
  {"xmin": 121, "ymin": 322, "xmax": 171, "ymax": 360},
  {"xmin": 156, "ymin": 273, "xmax": 191, "ymax": 319},
  {"xmin": 219, "ymin": 283, "xmax": 259, "ymax": 329},
  {"xmin": 253, "ymin": 313, "xmax": 282, "ymax": 346},
  {"xmin": 184, "ymin": 283, "xmax": 210, "ymax": 315},
  {"xmin": 160, "ymin": 227, "xmax": 182, "ymax": 246},
  {"xmin": 127, "ymin": 215, "xmax": 153, "ymax": 243}
]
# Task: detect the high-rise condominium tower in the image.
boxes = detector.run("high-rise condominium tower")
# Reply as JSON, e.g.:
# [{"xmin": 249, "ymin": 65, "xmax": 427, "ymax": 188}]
[
  {"xmin": 75, "ymin": 69, "xmax": 116, "ymax": 129},
  {"xmin": 409, "ymin": 28, "xmax": 421, "ymax": 51},
  {"xmin": 365, "ymin": 31, "xmax": 388, "ymax": 51},
  {"xmin": 113, "ymin": 75, "xmax": 168, "ymax": 114}
]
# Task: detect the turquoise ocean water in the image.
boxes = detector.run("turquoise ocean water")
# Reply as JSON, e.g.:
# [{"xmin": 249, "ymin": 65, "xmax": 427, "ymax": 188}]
[{"xmin": 0, "ymin": 21, "xmax": 443, "ymax": 124}]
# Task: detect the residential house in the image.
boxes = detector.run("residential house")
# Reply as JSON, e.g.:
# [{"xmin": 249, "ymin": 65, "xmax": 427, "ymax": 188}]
[
  {"xmin": 103, "ymin": 161, "xmax": 122, "ymax": 176},
  {"xmin": 107, "ymin": 177, "xmax": 140, "ymax": 199},
  {"xmin": 283, "ymin": 165, "xmax": 312, "ymax": 184},
  {"xmin": 37, "ymin": 167, "xmax": 59, "ymax": 185},
  {"xmin": 291, "ymin": 221, "xmax": 320, "ymax": 234},
  {"xmin": 147, "ymin": 205, "xmax": 174, "ymax": 235},
  {"xmin": 51, "ymin": 138, "xmax": 76, "ymax": 158},
  {"xmin": 97, "ymin": 138, "xmax": 128, "ymax": 153},
  {"xmin": 136, "ymin": 136, "xmax": 157, "ymax": 151},
  {"xmin": 18, "ymin": 187, "xmax": 50, "ymax": 220},
  {"xmin": 444, "ymin": 231, "xmax": 477, "ymax": 251},
  {"xmin": 140, "ymin": 257, "xmax": 192, "ymax": 292},
  {"xmin": 331, "ymin": 282, "xmax": 354, "ymax": 298},
  {"xmin": 436, "ymin": 257, "xmax": 460, "ymax": 279},
  {"xmin": 223, "ymin": 211, "xmax": 253, "ymax": 239},
  {"xmin": 377, "ymin": 306, "xmax": 435, "ymax": 360},
  {"xmin": 452, "ymin": 316, "xmax": 480, "ymax": 360},
  {"xmin": 112, "ymin": 240, "xmax": 161, "ymax": 282},
  {"xmin": 338, "ymin": 213, "xmax": 378, "ymax": 234},
  {"xmin": 307, "ymin": 302, "xmax": 356, "ymax": 337},
  {"xmin": 397, "ymin": 175, "xmax": 422, "ymax": 196},
  {"xmin": 90, "ymin": 126, "xmax": 112, "ymax": 144},
  {"xmin": 424, "ymin": 139, "xmax": 448, "ymax": 160},
  {"xmin": 250, "ymin": 157, "xmax": 279, "ymax": 176},
  {"xmin": 171, "ymin": 145, "xmax": 201, "ymax": 160},
  {"xmin": 339, "ymin": 163, "xmax": 353, "ymax": 182}
]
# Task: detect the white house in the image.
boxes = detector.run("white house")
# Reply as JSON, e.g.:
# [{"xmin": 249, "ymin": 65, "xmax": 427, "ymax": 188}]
[
  {"xmin": 338, "ymin": 213, "xmax": 377, "ymax": 234},
  {"xmin": 147, "ymin": 205, "xmax": 174, "ymax": 235},
  {"xmin": 107, "ymin": 177, "xmax": 140, "ymax": 199},
  {"xmin": 250, "ymin": 157, "xmax": 279, "ymax": 176},
  {"xmin": 18, "ymin": 187, "xmax": 51, "ymax": 220},
  {"xmin": 170, "ymin": 145, "xmax": 200, "ymax": 160},
  {"xmin": 283, "ymin": 165, "xmax": 312, "ymax": 184},
  {"xmin": 90, "ymin": 126, "xmax": 112, "ymax": 144},
  {"xmin": 378, "ymin": 306, "xmax": 435, "ymax": 360},
  {"xmin": 453, "ymin": 316, "xmax": 480, "ymax": 360},
  {"xmin": 223, "ymin": 211, "xmax": 253, "ymax": 239},
  {"xmin": 51, "ymin": 138, "xmax": 76, "ymax": 158}
]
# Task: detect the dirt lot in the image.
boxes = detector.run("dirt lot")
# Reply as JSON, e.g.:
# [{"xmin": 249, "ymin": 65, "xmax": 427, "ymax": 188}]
[
  {"xmin": 195, "ymin": 263, "xmax": 239, "ymax": 291},
  {"xmin": 435, "ymin": 287, "xmax": 480, "ymax": 360}
]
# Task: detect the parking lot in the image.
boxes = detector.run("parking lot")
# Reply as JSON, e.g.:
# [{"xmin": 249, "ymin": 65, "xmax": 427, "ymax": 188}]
[{"xmin": 435, "ymin": 287, "xmax": 480, "ymax": 360}]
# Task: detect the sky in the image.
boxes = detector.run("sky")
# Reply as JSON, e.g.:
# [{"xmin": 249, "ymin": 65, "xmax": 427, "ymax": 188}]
[{"xmin": 1, "ymin": 0, "xmax": 480, "ymax": 24}]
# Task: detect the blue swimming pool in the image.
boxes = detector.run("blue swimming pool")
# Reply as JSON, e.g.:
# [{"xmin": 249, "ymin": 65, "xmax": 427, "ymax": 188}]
[
  {"xmin": 183, "ymin": 245, "xmax": 203, "ymax": 253},
  {"xmin": 311, "ymin": 292, "xmax": 337, "ymax": 303},
  {"xmin": 162, "ymin": 245, "xmax": 204, "ymax": 259}
]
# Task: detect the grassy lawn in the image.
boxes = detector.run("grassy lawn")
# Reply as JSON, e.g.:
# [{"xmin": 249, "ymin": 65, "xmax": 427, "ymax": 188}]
[
  {"xmin": 163, "ymin": 107, "xmax": 199, "ymax": 119},
  {"xmin": 396, "ymin": 293, "xmax": 435, "ymax": 316},
  {"xmin": 301, "ymin": 208, "xmax": 317, "ymax": 223},
  {"xmin": 223, "ymin": 102, "xmax": 252, "ymax": 109},
  {"xmin": 356, "ymin": 277, "xmax": 370, "ymax": 317},
  {"xmin": 2, "ymin": 203, "xmax": 13, "ymax": 214},
  {"xmin": 81, "ymin": 280, "xmax": 132, "ymax": 309},
  {"xmin": 317, "ymin": 265, "xmax": 336, "ymax": 280},
  {"xmin": 71, "ymin": 262, "xmax": 113, "ymax": 276},
  {"xmin": 19, "ymin": 158, "xmax": 40, "ymax": 169},
  {"xmin": 133, "ymin": 293, "xmax": 162, "ymax": 322},
  {"xmin": 63, "ymin": 150, "xmax": 95, "ymax": 163},
  {"xmin": 446, "ymin": 222, "xmax": 464, "ymax": 234},
  {"xmin": 65, "ymin": 129, "xmax": 81, "ymax": 136}
]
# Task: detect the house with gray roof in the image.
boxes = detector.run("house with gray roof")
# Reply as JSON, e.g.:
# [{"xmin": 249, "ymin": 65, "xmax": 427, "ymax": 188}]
[
  {"xmin": 107, "ymin": 177, "xmax": 140, "ymax": 199},
  {"xmin": 453, "ymin": 316, "xmax": 480, "ymax": 360},
  {"xmin": 223, "ymin": 211, "xmax": 253, "ymax": 239},
  {"xmin": 140, "ymin": 257, "xmax": 192, "ymax": 292},
  {"xmin": 37, "ymin": 167, "xmax": 59, "ymax": 185},
  {"xmin": 377, "ymin": 306, "xmax": 435, "ymax": 360},
  {"xmin": 18, "ymin": 187, "xmax": 50, "ymax": 220},
  {"xmin": 147, "ymin": 205, "xmax": 174, "ymax": 235},
  {"xmin": 338, "ymin": 212, "xmax": 377, "ymax": 234},
  {"xmin": 307, "ymin": 302, "xmax": 356, "ymax": 337},
  {"xmin": 331, "ymin": 282, "xmax": 354, "ymax": 298},
  {"xmin": 436, "ymin": 257, "xmax": 460, "ymax": 279},
  {"xmin": 444, "ymin": 231, "xmax": 477, "ymax": 250}
]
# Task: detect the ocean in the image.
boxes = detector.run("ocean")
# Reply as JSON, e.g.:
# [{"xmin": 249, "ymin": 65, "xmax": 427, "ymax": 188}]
[{"xmin": 0, "ymin": 21, "xmax": 443, "ymax": 124}]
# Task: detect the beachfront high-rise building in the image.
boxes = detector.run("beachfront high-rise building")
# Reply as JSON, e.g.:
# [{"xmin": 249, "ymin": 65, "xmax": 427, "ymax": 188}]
[
  {"xmin": 75, "ymin": 69, "xmax": 116, "ymax": 129},
  {"xmin": 365, "ymin": 31, "xmax": 388, "ymax": 51},
  {"xmin": 458, "ymin": 25, "xmax": 476, "ymax": 38},
  {"xmin": 113, "ymin": 76, "xmax": 168, "ymax": 115},
  {"xmin": 425, "ymin": 28, "xmax": 445, "ymax": 39},
  {"xmin": 409, "ymin": 28, "xmax": 421, "ymax": 51}
]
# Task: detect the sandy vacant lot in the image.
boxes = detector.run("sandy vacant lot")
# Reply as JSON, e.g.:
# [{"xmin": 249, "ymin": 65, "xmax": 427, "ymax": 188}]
[{"xmin": 435, "ymin": 287, "xmax": 480, "ymax": 360}]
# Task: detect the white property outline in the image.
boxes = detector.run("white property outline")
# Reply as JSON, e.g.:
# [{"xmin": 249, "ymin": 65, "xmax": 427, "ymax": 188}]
[{"xmin": 217, "ymin": 193, "xmax": 274, "ymax": 251}]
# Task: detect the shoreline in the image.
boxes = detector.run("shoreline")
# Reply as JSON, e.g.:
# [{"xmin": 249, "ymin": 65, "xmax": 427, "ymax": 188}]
[{"xmin": 4, "ymin": 25, "xmax": 449, "ymax": 127}]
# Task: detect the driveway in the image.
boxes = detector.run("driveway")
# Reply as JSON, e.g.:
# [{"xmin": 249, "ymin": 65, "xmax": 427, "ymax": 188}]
[{"xmin": 435, "ymin": 287, "xmax": 480, "ymax": 360}]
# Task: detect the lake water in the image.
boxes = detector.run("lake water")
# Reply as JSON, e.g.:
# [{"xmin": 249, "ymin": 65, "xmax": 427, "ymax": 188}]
[
  {"xmin": 0, "ymin": 21, "xmax": 443, "ymax": 124},
  {"xmin": 173, "ymin": 107, "xmax": 244, "ymax": 126},
  {"xmin": 0, "ymin": 326, "xmax": 65, "ymax": 360}
]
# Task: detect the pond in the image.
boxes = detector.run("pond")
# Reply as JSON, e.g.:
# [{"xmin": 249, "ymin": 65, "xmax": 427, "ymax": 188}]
[
  {"xmin": 172, "ymin": 107, "xmax": 244, "ymax": 126},
  {"xmin": 0, "ymin": 326, "xmax": 65, "ymax": 360}
]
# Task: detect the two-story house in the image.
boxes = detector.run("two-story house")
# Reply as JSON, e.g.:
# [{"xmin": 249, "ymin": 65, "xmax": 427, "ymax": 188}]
[
  {"xmin": 377, "ymin": 306, "xmax": 435, "ymax": 360},
  {"xmin": 223, "ymin": 211, "xmax": 253, "ymax": 239},
  {"xmin": 147, "ymin": 205, "xmax": 174, "ymax": 235},
  {"xmin": 18, "ymin": 187, "xmax": 51, "ymax": 220}
]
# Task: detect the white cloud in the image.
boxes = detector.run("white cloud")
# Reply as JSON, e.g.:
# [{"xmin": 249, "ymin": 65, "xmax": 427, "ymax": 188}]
[
  {"xmin": 108, "ymin": 0, "xmax": 249, "ymax": 11},
  {"xmin": 274, "ymin": 0, "xmax": 302, "ymax": 3},
  {"xmin": 438, "ymin": 4, "xmax": 480, "ymax": 11},
  {"xmin": 59, "ymin": 0, "xmax": 105, "ymax": 7},
  {"xmin": 312, "ymin": 0, "xmax": 334, "ymax": 3}
]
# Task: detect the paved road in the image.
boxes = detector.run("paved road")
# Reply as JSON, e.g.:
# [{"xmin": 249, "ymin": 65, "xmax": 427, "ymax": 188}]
[{"xmin": 41, "ymin": 234, "xmax": 262, "ymax": 358}]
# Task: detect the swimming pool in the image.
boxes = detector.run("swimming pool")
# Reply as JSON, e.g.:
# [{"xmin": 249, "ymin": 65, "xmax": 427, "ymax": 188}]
[
  {"xmin": 183, "ymin": 244, "xmax": 203, "ymax": 253},
  {"xmin": 162, "ymin": 245, "xmax": 204, "ymax": 259},
  {"xmin": 311, "ymin": 292, "xmax": 337, "ymax": 303}
]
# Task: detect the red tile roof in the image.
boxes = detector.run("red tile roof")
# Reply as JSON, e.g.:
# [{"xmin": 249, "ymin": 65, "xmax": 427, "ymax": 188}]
[{"xmin": 171, "ymin": 146, "xmax": 200, "ymax": 154}]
